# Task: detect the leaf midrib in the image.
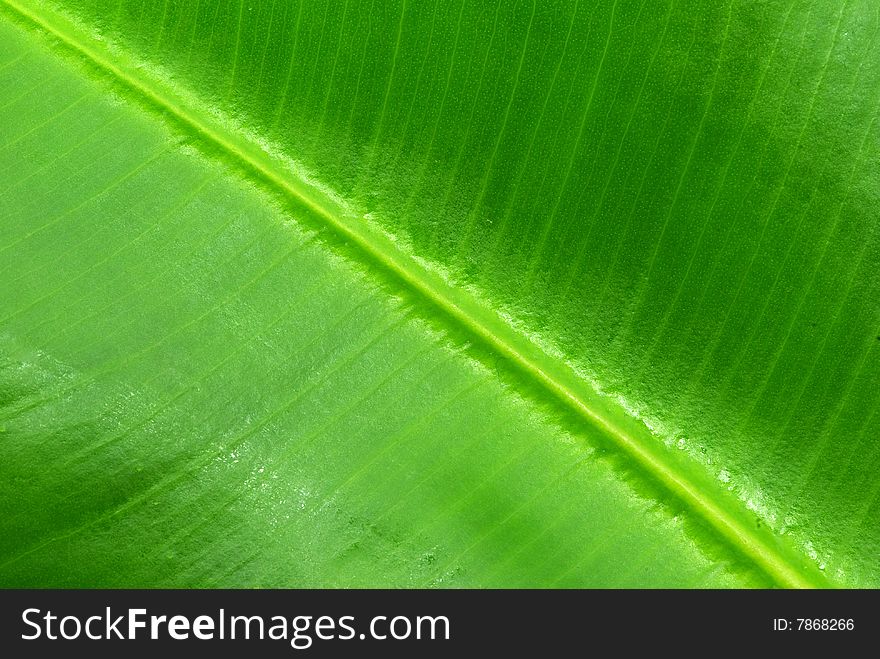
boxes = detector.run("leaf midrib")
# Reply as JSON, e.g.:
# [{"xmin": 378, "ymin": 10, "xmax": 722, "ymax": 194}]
[{"xmin": 0, "ymin": 0, "xmax": 828, "ymax": 589}]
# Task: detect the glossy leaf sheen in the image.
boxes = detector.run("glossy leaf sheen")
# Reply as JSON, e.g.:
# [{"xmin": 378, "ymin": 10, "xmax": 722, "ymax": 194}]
[{"xmin": 1, "ymin": 0, "xmax": 877, "ymax": 587}]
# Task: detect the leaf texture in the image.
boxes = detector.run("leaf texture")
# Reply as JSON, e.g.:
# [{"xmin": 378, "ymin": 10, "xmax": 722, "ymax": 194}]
[{"xmin": 1, "ymin": 0, "xmax": 878, "ymax": 587}]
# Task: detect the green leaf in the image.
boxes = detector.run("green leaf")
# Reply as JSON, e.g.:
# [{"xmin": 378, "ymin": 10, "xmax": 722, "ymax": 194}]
[{"xmin": 1, "ymin": 0, "xmax": 876, "ymax": 588}]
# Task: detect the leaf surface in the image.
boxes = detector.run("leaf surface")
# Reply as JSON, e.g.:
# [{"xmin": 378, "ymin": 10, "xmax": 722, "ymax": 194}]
[{"xmin": 1, "ymin": 0, "xmax": 878, "ymax": 587}]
